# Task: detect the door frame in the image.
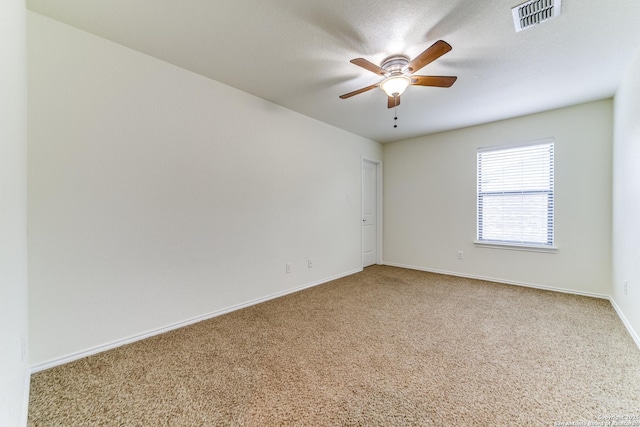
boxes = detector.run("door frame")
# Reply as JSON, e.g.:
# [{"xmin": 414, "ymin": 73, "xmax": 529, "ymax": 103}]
[{"xmin": 362, "ymin": 157, "xmax": 383, "ymax": 267}]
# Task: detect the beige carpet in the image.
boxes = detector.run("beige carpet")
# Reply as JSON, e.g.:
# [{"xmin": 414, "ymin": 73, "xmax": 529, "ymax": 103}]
[{"xmin": 28, "ymin": 266, "xmax": 640, "ymax": 426}]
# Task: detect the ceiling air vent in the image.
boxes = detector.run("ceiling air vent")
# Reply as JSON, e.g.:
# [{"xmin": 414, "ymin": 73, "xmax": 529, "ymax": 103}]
[{"xmin": 512, "ymin": 0, "xmax": 562, "ymax": 32}]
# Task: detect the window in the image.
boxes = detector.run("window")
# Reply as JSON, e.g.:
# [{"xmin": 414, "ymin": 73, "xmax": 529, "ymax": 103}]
[{"xmin": 477, "ymin": 139, "xmax": 554, "ymax": 249}]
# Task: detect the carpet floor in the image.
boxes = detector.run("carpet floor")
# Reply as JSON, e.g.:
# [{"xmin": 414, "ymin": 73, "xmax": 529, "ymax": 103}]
[{"xmin": 28, "ymin": 266, "xmax": 640, "ymax": 426}]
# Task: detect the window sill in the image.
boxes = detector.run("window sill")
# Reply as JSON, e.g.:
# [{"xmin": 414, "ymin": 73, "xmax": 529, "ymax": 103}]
[{"xmin": 474, "ymin": 241, "xmax": 557, "ymax": 253}]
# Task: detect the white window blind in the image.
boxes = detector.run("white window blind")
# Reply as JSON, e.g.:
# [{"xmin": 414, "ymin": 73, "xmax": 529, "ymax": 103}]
[{"xmin": 477, "ymin": 139, "xmax": 554, "ymax": 247}]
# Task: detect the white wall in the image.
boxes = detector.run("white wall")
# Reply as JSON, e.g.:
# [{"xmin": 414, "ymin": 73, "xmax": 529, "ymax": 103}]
[
  {"xmin": 612, "ymin": 47, "xmax": 640, "ymax": 346},
  {"xmin": 28, "ymin": 12, "xmax": 381, "ymax": 368},
  {"xmin": 0, "ymin": 1, "xmax": 29, "ymax": 425},
  {"xmin": 384, "ymin": 100, "xmax": 612, "ymax": 296}
]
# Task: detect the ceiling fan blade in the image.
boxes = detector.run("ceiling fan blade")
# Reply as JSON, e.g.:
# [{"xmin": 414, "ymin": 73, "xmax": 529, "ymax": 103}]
[
  {"xmin": 411, "ymin": 75, "xmax": 458, "ymax": 87},
  {"xmin": 388, "ymin": 95, "xmax": 400, "ymax": 109},
  {"xmin": 350, "ymin": 58, "xmax": 387, "ymax": 76},
  {"xmin": 339, "ymin": 83, "xmax": 379, "ymax": 99},
  {"xmin": 403, "ymin": 40, "xmax": 452, "ymax": 74}
]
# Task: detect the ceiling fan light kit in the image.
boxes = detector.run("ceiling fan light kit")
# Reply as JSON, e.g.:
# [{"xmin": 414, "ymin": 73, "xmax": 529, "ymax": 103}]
[{"xmin": 380, "ymin": 75, "xmax": 411, "ymax": 97}]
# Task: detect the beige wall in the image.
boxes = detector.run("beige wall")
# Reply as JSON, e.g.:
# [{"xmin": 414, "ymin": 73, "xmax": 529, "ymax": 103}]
[
  {"xmin": 28, "ymin": 12, "xmax": 381, "ymax": 368},
  {"xmin": 0, "ymin": 0, "xmax": 29, "ymax": 425},
  {"xmin": 384, "ymin": 100, "xmax": 613, "ymax": 297},
  {"xmin": 612, "ymin": 46, "xmax": 640, "ymax": 346}
]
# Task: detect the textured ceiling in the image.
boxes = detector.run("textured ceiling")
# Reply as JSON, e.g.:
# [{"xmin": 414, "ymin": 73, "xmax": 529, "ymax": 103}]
[{"xmin": 27, "ymin": 0, "xmax": 640, "ymax": 143}]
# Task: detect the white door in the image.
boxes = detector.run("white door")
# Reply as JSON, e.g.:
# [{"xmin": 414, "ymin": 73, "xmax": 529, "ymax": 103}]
[{"xmin": 362, "ymin": 159, "xmax": 377, "ymax": 267}]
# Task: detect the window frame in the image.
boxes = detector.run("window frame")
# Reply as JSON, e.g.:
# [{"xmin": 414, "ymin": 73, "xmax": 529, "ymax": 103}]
[{"xmin": 475, "ymin": 138, "xmax": 557, "ymax": 253}]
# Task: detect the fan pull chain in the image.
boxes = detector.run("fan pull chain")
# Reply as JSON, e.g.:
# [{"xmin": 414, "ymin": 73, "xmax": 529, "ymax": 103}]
[{"xmin": 393, "ymin": 106, "xmax": 398, "ymax": 128}]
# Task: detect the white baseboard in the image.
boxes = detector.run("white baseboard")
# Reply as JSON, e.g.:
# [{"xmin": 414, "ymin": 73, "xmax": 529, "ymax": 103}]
[
  {"xmin": 383, "ymin": 262, "xmax": 609, "ymax": 299},
  {"xmin": 609, "ymin": 297, "xmax": 640, "ymax": 350},
  {"xmin": 30, "ymin": 268, "xmax": 362, "ymax": 373},
  {"xmin": 30, "ymin": 264, "xmax": 640, "ymax": 373}
]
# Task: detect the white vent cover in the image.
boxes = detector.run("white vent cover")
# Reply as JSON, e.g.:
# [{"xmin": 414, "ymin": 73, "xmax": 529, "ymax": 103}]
[{"xmin": 512, "ymin": 0, "xmax": 562, "ymax": 32}]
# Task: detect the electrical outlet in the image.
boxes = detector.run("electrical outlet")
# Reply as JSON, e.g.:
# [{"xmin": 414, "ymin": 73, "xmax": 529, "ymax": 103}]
[
  {"xmin": 457, "ymin": 250, "xmax": 464, "ymax": 260},
  {"xmin": 308, "ymin": 258, "xmax": 314, "ymax": 268},
  {"xmin": 286, "ymin": 263, "xmax": 292, "ymax": 274}
]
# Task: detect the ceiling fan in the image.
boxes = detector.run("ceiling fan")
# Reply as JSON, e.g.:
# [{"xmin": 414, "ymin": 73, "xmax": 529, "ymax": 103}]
[{"xmin": 339, "ymin": 40, "xmax": 457, "ymax": 108}]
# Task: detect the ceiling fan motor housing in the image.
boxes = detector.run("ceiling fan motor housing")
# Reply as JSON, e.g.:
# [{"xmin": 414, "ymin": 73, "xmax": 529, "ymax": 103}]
[{"xmin": 381, "ymin": 55, "xmax": 410, "ymax": 75}]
